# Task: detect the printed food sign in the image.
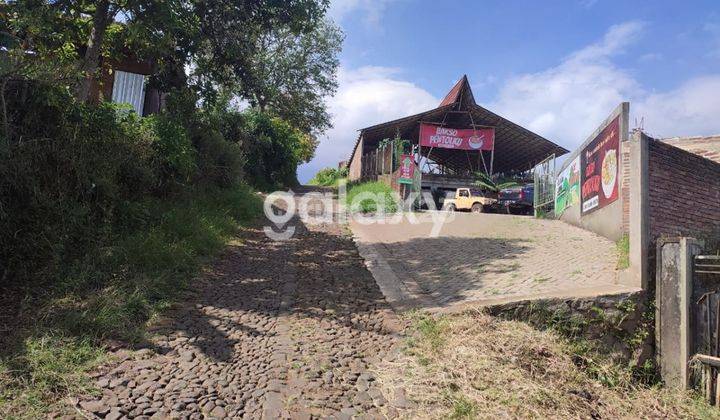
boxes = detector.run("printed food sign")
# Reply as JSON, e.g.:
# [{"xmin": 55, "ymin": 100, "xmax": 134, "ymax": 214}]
[
  {"xmin": 581, "ymin": 116, "xmax": 619, "ymax": 213},
  {"xmin": 398, "ymin": 154, "xmax": 415, "ymax": 185},
  {"xmin": 555, "ymin": 155, "xmax": 580, "ymax": 215},
  {"xmin": 419, "ymin": 124, "xmax": 494, "ymax": 151}
]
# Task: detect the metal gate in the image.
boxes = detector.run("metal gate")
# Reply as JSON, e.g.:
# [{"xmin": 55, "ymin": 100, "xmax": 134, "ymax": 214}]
[
  {"xmin": 533, "ymin": 154, "xmax": 555, "ymax": 217},
  {"xmin": 690, "ymin": 254, "xmax": 720, "ymax": 403}
]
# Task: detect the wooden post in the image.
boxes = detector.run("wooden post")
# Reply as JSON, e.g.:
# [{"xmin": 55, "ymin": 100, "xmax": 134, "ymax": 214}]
[{"xmin": 705, "ymin": 365, "xmax": 713, "ymax": 403}]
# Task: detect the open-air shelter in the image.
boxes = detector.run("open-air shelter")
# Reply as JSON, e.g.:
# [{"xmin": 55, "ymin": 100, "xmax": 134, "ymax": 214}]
[{"xmin": 346, "ymin": 75, "xmax": 568, "ymax": 195}]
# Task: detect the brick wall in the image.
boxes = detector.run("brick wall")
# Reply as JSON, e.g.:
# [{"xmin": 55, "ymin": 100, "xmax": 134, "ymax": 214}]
[
  {"xmin": 621, "ymin": 141, "xmax": 631, "ymax": 234},
  {"xmin": 648, "ymin": 139, "xmax": 720, "ymax": 242},
  {"xmin": 661, "ymin": 135, "xmax": 720, "ymax": 164}
]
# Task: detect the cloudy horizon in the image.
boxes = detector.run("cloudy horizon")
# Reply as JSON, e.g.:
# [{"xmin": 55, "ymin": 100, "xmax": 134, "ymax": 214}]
[{"xmin": 298, "ymin": 0, "xmax": 720, "ymax": 183}]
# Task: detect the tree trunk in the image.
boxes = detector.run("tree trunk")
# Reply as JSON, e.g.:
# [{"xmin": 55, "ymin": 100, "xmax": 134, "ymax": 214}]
[{"xmin": 76, "ymin": 0, "xmax": 112, "ymax": 102}]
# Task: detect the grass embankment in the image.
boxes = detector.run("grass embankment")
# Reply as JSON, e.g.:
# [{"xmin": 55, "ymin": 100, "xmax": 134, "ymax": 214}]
[
  {"xmin": 376, "ymin": 311, "xmax": 716, "ymax": 419},
  {"xmin": 0, "ymin": 185, "xmax": 263, "ymax": 418},
  {"xmin": 345, "ymin": 181, "xmax": 399, "ymax": 213}
]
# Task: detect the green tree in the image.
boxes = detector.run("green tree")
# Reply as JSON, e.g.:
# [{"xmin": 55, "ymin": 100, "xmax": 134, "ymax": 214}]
[
  {"xmin": 236, "ymin": 109, "xmax": 310, "ymax": 189},
  {"xmin": 2, "ymin": 0, "xmax": 333, "ymax": 104},
  {"xmin": 243, "ymin": 20, "xmax": 343, "ymax": 135}
]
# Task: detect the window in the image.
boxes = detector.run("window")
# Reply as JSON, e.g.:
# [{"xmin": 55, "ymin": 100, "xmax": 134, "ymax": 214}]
[
  {"xmin": 470, "ymin": 189, "xmax": 484, "ymax": 197},
  {"xmin": 111, "ymin": 70, "xmax": 146, "ymax": 115},
  {"xmin": 459, "ymin": 190, "xmax": 469, "ymax": 197}
]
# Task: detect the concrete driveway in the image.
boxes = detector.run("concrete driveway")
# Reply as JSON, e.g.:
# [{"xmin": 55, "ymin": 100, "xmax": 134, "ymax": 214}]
[{"xmin": 350, "ymin": 211, "xmax": 640, "ymax": 312}]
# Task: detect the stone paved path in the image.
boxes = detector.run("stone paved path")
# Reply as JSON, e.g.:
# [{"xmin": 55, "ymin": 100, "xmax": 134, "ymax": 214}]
[
  {"xmin": 351, "ymin": 212, "xmax": 640, "ymax": 312},
  {"xmin": 77, "ymin": 190, "xmax": 403, "ymax": 419}
]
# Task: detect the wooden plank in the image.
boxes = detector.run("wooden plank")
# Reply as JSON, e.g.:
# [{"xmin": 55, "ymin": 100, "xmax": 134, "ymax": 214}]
[{"xmin": 695, "ymin": 353, "xmax": 720, "ymax": 368}]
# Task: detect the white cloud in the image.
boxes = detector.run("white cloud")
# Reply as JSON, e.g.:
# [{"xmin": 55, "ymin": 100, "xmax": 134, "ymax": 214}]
[
  {"xmin": 298, "ymin": 66, "xmax": 438, "ymax": 182},
  {"xmin": 328, "ymin": 0, "xmax": 396, "ymax": 27},
  {"xmin": 488, "ymin": 21, "xmax": 644, "ymax": 150},
  {"xmin": 487, "ymin": 20, "xmax": 720, "ymax": 152},
  {"xmin": 636, "ymin": 76, "xmax": 720, "ymax": 138},
  {"xmin": 299, "ymin": 20, "xmax": 720, "ymax": 182}
]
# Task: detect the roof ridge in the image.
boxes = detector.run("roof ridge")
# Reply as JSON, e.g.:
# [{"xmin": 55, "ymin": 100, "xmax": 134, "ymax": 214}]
[{"xmin": 438, "ymin": 75, "xmax": 474, "ymax": 107}]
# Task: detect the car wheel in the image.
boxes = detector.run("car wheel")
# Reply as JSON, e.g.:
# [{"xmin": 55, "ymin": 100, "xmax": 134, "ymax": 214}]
[
  {"xmin": 471, "ymin": 203, "xmax": 483, "ymax": 213},
  {"xmin": 447, "ymin": 204, "xmax": 456, "ymax": 212}
]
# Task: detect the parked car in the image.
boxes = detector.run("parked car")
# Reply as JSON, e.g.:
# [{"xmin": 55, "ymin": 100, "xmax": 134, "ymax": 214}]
[
  {"xmin": 497, "ymin": 184, "xmax": 534, "ymax": 215},
  {"xmin": 442, "ymin": 188, "xmax": 496, "ymax": 213}
]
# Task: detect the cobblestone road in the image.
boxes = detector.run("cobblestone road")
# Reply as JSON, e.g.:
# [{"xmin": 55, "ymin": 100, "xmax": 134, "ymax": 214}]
[
  {"xmin": 76, "ymin": 190, "xmax": 404, "ymax": 419},
  {"xmin": 351, "ymin": 212, "xmax": 639, "ymax": 312}
]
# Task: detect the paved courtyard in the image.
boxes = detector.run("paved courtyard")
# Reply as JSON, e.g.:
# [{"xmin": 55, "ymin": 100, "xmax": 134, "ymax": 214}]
[{"xmin": 351, "ymin": 212, "xmax": 640, "ymax": 312}]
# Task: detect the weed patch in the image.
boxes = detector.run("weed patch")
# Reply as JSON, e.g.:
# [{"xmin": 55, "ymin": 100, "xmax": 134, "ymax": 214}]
[
  {"xmin": 616, "ymin": 234, "xmax": 630, "ymax": 270},
  {"xmin": 375, "ymin": 311, "xmax": 711, "ymax": 419}
]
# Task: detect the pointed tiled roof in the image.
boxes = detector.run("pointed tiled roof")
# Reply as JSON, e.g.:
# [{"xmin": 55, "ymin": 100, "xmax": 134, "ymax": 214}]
[{"xmin": 438, "ymin": 74, "xmax": 475, "ymax": 107}]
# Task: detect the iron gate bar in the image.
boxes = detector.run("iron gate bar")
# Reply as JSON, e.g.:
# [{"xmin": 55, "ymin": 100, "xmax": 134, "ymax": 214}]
[{"xmin": 696, "ymin": 255, "xmax": 720, "ymax": 275}]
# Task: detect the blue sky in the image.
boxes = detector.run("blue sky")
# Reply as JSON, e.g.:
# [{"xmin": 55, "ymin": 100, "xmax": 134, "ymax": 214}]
[{"xmin": 298, "ymin": 0, "xmax": 720, "ymax": 182}]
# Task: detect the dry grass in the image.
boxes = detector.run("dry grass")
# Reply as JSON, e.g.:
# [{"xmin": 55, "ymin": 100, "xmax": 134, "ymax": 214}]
[{"xmin": 374, "ymin": 311, "xmax": 718, "ymax": 419}]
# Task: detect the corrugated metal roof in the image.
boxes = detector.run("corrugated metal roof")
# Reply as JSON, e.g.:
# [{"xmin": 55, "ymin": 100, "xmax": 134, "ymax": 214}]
[{"xmin": 347, "ymin": 75, "xmax": 568, "ymax": 174}]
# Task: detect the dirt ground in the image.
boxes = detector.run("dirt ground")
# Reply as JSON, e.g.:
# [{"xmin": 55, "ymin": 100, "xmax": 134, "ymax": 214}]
[{"xmin": 75, "ymin": 190, "xmax": 407, "ymax": 419}]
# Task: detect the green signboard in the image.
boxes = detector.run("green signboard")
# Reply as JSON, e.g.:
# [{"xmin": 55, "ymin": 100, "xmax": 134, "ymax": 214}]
[{"xmin": 555, "ymin": 156, "xmax": 580, "ymax": 215}]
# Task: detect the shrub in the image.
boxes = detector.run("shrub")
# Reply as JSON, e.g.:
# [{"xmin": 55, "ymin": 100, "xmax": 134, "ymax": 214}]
[
  {"xmin": 238, "ymin": 110, "xmax": 307, "ymax": 190},
  {"xmin": 142, "ymin": 114, "xmax": 196, "ymax": 182},
  {"xmin": 309, "ymin": 166, "xmax": 348, "ymax": 186},
  {"xmin": 190, "ymin": 123, "xmax": 245, "ymax": 188},
  {"xmin": 0, "ymin": 87, "xmax": 162, "ymax": 289}
]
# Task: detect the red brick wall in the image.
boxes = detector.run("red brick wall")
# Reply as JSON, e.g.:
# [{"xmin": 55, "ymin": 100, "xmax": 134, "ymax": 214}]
[
  {"xmin": 621, "ymin": 141, "xmax": 631, "ymax": 234},
  {"xmin": 661, "ymin": 135, "xmax": 720, "ymax": 164},
  {"xmin": 648, "ymin": 139, "xmax": 720, "ymax": 242}
]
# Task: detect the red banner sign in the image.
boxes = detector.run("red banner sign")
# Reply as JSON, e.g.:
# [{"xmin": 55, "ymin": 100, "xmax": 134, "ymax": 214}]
[
  {"xmin": 398, "ymin": 154, "xmax": 415, "ymax": 184},
  {"xmin": 581, "ymin": 116, "xmax": 620, "ymax": 214},
  {"xmin": 419, "ymin": 124, "xmax": 494, "ymax": 151}
]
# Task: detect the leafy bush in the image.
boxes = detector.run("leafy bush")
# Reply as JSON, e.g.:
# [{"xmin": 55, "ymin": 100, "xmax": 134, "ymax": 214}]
[
  {"xmin": 190, "ymin": 122, "xmax": 245, "ymax": 188},
  {"xmin": 309, "ymin": 166, "xmax": 348, "ymax": 186},
  {"xmin": 0, "ymin": 84, "xmax": 256, "ymax": 291},
  {"xmin": 237, "ymin": 110, "xmax": 309, "ymax": 190},
  {"xmin": 142, "ymin": 114, "xmax": 196, "ymax": 182},
  {"xmin": 0, "ymin": 87, "xmax": 162, "ymax": 288},
  {"xmin": 346, "ymin": 181, "xmax": 399, "ymax": 213}
]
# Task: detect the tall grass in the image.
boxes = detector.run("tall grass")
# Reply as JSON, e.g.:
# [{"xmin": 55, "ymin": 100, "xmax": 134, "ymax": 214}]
[
  {"xmin": 345, "ymin": 181, "xmax": 399, "ymax": 213},
  {"xmin": 0, "ymin": 184, "xmax": 263, "ymax": 417}
]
